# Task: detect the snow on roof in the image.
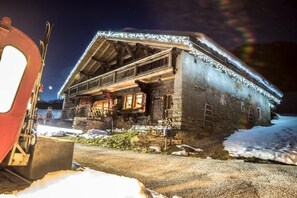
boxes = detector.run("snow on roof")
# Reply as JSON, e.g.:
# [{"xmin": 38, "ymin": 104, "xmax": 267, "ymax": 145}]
[{"xmin": 58, "ymin": 30, "xmax": 282, "ymax": 104}]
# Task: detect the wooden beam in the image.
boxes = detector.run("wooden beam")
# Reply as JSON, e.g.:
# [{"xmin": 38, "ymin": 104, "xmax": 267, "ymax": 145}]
[
  {"xmin": 85, "ymin": 60, "xmax": 98, "ymax": 73},
  {"xmin": 76, "ymin": 39, "xmax": 107, "ymax": 79},
  {"xmin": 108, "ymin": 54, "xmax": 132, "ymax": 67},
  {"xmin": 80, "ymin": 70, "xmax": 94, "ymax": 79},
  {"xmin": 105, "ymin": 48, "xmax": 116, "ymax": 62},
  {"xmin": 134, "ymin": 43, "xmax": 143, "ymax": 58},
  {"xmin": 135, "ymin": 80, "xmax": 150, "ymax": 93},
  {"xmin": 171, "ymin": 47, "xmax": 180, "ymax": 74},
  {"xmin": 125, "ymin": 43, "xmax": 134, "ymax": 58},
  {"xmin": 96, "ymin": 42, "xmax": 111, "ymax": 60},
  {"xmin": 106, "ymin": 38, "xmax": 189, "ymax": 51},
  {"xmin": 117, "ymin": 45, "xmax": 126, "ymax": 67},
  {"xmin": 69, "ymin": 48, "xmax": 173, "ymax": 90},
  {"xmin": 102, "ymin": 89, "xmax": 113, "ymax": 99}
]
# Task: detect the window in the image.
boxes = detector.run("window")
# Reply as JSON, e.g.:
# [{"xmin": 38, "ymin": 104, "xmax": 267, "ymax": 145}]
[
  {"xmin": 164, "ymin": 94, "xmax": 173, "ymax": 119},
  {"xmin": 123, "ymin": 93, "xmax": 146, "ymax": 111},
  {"xmin": 124, "ymin": 94, "xmax": 133, "ymax": 109},
  {"xmin": 134, "ymin": 93, "xmax": 144, "ymax": 109},
  {"xmin": 0, "ymin": 46, "xmax": 27, "ymax": 113},
  {"xmin": 113, "ymin": 98, "xmax": 118, "ymax": 106},
  {"xmin": 241, "ymin": 102, "xmax": 245, "ymax": 112},
  {"xmin": 219, "ymin": 94, "xmax": 226, "ymax": 106},
  {"xmin": 257, "ymin": 107, "xmax": 261, "ymax": 120},
  {"xmin": 93, "ymin": 100, "xmax": 109, "ymax": 116},
  {"xmin": 248, "ymin": 106, "xmax": 254, "ymax": 122}
]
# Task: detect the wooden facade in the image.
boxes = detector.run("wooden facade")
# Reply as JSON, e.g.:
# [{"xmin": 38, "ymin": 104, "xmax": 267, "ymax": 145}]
[{"xmin": 58, "ymin": 30, "xmax": 282, "ymax": 142}]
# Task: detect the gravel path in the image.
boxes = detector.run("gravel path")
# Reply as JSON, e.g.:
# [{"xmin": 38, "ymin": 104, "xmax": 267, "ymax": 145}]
[{"xmin": 74, "ymin": 143, "xmax": 297, "ymax": 198}]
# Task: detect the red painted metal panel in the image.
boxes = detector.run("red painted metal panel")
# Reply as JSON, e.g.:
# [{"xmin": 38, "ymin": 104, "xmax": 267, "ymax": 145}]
[{"xmin": 0, "ymin": 17, "xmax": 42, "ymax": 162}]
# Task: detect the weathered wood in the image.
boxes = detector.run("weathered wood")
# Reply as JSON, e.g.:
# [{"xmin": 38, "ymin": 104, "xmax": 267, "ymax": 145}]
[
  {"xmin": 68, "ymin": 49, "xmax": 172, "ymax": 90},
  {"xmin": 97, "ymin": 43, "xmax": 111, "ymax": 60},
  {"xmin": 0, "ymin": 167, "xmax": 31, "ymax": 193},
  {"xmin": 80, "ymin": 39, "xmax": 107, "ymax": 74},
  {"xmin": 125, "ymin": 43, "xmax": 134, "ymax": 58},
  {"xmin": 106, "ymin": 38, "xmax": 189, "ymax": 51},
  {"xmin": 105, "ymin": 48, "xmax": 117, "ymax": 62}
]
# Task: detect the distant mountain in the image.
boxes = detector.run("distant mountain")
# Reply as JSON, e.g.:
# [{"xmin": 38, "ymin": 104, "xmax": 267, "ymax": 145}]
[
  {"xmin": 230, "ymin": 41, "xmax": 297, "ymax": 93},
  {"xmin": 37, "ymin": 99, "xmax": 63, "ymax": 109}
]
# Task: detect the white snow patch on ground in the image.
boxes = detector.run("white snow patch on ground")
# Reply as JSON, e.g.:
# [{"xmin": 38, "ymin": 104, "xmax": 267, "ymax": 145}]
[
  {"xmin": 79, "ymin": 129, "xmax": 110, "ymax": 139},
  {"xmin": 0, "ymin": 169, "xmax": 161, "ymax": 198},
  {"xmin": 36, "ymin": 125, "xmax": 83, "ymax": 137},
  {"xmin": 224, "ymin": 115, "xmax": 297, "ymax": 165}
]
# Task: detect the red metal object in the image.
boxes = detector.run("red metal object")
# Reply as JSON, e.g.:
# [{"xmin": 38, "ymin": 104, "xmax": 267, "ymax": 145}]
[{"xmin": 0, "ymin": 17, "xmax": 42, "ymax": 162}]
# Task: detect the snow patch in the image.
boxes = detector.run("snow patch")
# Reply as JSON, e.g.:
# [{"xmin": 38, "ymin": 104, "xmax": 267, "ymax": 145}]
[
  {"xmin": 224, "ymin": 115, "xmax": 297, "ymax": 165},
  {"xmin": 0, "ymin": 169, "xmax": 153, "ymax": 198},
  {"xmin": 79, "ymin": 129, "xmax": 110, "ymax": 139},
  {"xmin": 36, "ymin": 125, "xmax": 83, "ymax": 137}
]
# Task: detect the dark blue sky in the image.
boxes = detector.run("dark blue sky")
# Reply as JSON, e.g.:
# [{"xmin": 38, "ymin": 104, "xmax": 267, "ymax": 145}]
[{"xmin": 1, "ymin": 0, "xmax": 297, "ymax": 101}]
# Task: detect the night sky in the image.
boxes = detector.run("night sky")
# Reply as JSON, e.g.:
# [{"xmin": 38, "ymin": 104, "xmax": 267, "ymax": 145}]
[{"xmin": 1, "ymin": 0, "xmax": 297, "ymax": 101}]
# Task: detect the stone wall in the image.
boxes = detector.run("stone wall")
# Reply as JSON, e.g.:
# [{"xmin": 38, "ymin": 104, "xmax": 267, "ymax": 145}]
[
  {"xmin": 149, "ymin": 79, "xmax": 175, "ymax": 123},
  {"xmin": 73, "ymin": 117, "xmax": 112, "ymax": 131},
  {"xmin": 171, "ymin": 53, "xmax": 183, "ymax": 128},
  {"xmin": 179, "ymin": 51, "xmax": 271, "ymax": 139}
]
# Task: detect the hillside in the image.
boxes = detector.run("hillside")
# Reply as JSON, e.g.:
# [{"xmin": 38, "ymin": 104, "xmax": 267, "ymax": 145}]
[
  {"xmin": 231, "ymin": 41, "xmax": 297, "ymax": 93},
  {"xmin": 36, "ymin": 100, "xmax": 63, "ymax": 109}
]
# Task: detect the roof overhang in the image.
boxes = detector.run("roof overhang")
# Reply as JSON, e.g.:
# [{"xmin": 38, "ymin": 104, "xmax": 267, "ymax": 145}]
[{"xmin": 58, "ymin": 30, "xmax": 282, "ymax": 104}]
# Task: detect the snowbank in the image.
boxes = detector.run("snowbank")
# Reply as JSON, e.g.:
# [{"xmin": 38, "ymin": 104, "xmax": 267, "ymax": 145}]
[
  {"xmin": 224, "ymin": 115, "xmax": 297, "ymax": 165},
  {"xmin": 79, "ymin": 129, "xmax": 110, "ymax": 139},
  {"xmin": 36, "ymin": 125, "xmax": 83, "ymax": 137},
  {"xmin": 0, "ymin": 169, "xmax": 152, "ymax": 198}
]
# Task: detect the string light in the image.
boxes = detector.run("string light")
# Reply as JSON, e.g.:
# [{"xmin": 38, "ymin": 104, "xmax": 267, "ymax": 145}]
[{"xmin": 58, "ymin": 31, "xmax": 282, "ymax": 104}]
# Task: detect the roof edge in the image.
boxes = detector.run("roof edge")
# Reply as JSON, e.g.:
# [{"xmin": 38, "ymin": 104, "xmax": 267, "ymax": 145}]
[{"xmin": 58, "ymin": 30, "xmax": 282, "ymax": 103}]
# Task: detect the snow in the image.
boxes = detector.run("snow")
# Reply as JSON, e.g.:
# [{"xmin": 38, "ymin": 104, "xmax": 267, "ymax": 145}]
[
  {"xmin": 79, "ymin": 129, "xmax": 110, "ymax": 139},
  {"xmin": 176, "ymin": 144, "xmax": 203, "ymax": 152},
  {"xmin": 36, "ymin": 125, "xmax": 83, "ymax": 137},
  {"xmin": 172, "ymin": 144, "xmax": 203, "ymax": 156},
  {"xmin": 224, "ymin": 114, "xmax": 297, "ymax": 165},
  {"xmin": 0, "ymin": 168, "xmax": 157, "ymax": 198}
]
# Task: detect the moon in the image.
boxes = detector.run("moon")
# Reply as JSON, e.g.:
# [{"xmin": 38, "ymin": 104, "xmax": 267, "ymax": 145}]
[{"xmin": 49, "ymin": 86, "xmax": 53, "ymax": 90}]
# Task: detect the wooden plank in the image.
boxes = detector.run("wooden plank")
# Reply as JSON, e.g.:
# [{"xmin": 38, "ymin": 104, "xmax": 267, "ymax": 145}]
[
  {"xmin": 69, "ymin": 49, "xmax": 172, "ymax": 89},
  {"xmin": 0, "ymin": 168, "xmax": 30, "ymax": 194}
]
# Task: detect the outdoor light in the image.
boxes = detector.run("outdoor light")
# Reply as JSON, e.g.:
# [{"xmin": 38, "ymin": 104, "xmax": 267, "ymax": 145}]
[
  {"xmin": 59, "ymin": 31, "xmax": 282, "ymax": 104},
  {"xmin": 0, "ymin": 45, "xmax": 27, "ymax": 113}
]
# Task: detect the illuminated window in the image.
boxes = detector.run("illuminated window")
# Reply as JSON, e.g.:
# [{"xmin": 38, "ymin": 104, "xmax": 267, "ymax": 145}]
[
  {"xmin": 123, "ymin": 93, "xmax": 146, "ymax": 110},
  {"xmin": 0, "ymin": 46, "xmax": 27, "ymax": 113},
  {"xmin": 93, "ymin": 100, "xmax": 109, "ymax": 116},
  {"xmin": 124, "ymin": 94, "xmax": 133, "ymax": 109},
  {"xmin": 134, "ymin": 93, "xmax": 143, "ymax": 109},
  {"xmin": 113, "ymin": 98, "xmax": 118, "ymax": 106}
]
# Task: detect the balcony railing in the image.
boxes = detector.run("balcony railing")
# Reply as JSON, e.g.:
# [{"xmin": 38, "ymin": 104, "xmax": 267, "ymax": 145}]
[{"xmin": 68, "ymin": 49, "xmax": 172, "ymax": 97}]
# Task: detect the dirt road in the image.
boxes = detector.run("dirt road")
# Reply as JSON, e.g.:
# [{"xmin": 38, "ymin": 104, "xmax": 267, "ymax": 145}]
[{"xmin": 74, "ymin": 144, "xmax": 297, "ymax": 198}]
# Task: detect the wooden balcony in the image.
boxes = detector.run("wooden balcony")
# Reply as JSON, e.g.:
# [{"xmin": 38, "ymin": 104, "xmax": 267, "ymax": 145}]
[{"xmin": 67, "ymin": 49, "xmax": 174, "ymax": 97}]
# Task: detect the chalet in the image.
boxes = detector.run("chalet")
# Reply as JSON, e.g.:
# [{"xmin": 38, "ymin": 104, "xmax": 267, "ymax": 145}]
[{"xmin": 58, "ymin": 30, "xmax": 282, "ymax": 143}]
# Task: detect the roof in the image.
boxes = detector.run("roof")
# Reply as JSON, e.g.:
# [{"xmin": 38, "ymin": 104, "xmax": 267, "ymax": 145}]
[{"xmin": 58, "ymin": 30, "xmax": 282, "ymax": 104}]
